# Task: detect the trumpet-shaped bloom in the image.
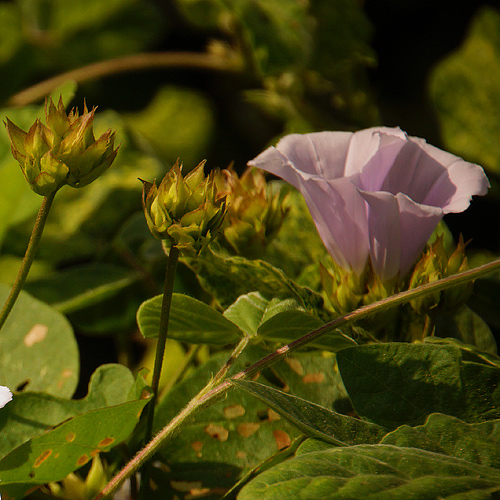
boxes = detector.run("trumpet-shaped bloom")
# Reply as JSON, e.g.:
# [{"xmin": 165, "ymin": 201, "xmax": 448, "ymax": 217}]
[
  {"xmin": 0, "ymin": 385, "xmax": 12, "ymax": 408},
  {"xmin": 249, "ymin": 127, "xmax": 489, "ymax": 282}
]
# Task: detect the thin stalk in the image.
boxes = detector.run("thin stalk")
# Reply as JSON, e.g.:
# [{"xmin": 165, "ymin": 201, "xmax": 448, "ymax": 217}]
[
  {"xmin": 140, "ymin": 244, "xmax": 179, "ymax": 498},
  {"xmin": 0, "ymin": 190, "xmax": 57, "ymax": 330},
  {"xmin": 8, "ymin": 51, "xmax": 244, "ymax": 107},
  {"xmin": 93, "ymin": 255, "xmax": 500, "ymax": 500},
  {"xmin": 422, "ymin": 313, "xmax": 436, "ymax": 339}
]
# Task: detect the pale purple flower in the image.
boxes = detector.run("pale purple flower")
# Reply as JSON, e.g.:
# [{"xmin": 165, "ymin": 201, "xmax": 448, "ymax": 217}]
[
  {"xmin": 249, "ymin": 127, "xmax": 489, "ymax": 282},
  {"xmin": 0, "ymin": 385, "xmax": 12, "ymax": 408}
]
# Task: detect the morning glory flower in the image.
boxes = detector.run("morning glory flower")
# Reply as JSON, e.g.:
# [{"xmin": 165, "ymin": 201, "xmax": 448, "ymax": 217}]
[
  {"xmin": 249, "ymin": 127, "xmax": 489, "ymax": 282},
  {"xmin": 0, "ymin": 385, "xmax": 12, "ymax": 408}
]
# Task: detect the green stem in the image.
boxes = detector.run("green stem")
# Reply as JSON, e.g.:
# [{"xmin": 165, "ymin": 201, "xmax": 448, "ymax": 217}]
[
  {"xmin": 0, "ymin": 190, "xmax": 57, "ymax": 331},
  {"xmin": 140, "ymin": 244, "xmax": 179, "ymax": 497},
  {"xmin": 422, "ymin": 313, "xmax": 436, "ymax": 339},
  {"xmin": 93, "ymin": 255, "xmax": 500, "ymax": 500}
]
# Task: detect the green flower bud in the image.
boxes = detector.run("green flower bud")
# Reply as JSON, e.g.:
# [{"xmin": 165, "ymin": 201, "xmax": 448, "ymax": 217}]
[
  {"xmin": 409, "ymin": 235, "xmax": 471, "ymax": 315},
  {"xmin": 5, "ymin": 97, "xmax": 118, "ymax": 196},
  {"xmin": 214, "ymin": 167, "xmax": 289, "ymax": 258},
  {"xmin": 142, "ymin": 160, "xmax": 226, "ymax": 257}
]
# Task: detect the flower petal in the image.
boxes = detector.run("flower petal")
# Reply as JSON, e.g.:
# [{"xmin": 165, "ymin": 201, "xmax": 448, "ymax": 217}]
[
  {"xmin": 249, "ymin": 132, "xmax": 353, "ymax": 181},
  {"xmin": 298, "ymin": 177, "xmax": 369, "ymax": 275},
  {"xmin": 0, "ymin": 386, "xmax": 12, "ymax": 408},
  {"xmin": 361, "ymin": 190, "xmax": 443, "ymax": 281}
]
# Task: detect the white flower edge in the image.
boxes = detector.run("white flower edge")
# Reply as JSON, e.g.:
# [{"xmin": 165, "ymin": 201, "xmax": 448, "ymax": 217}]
[{"xmin": 0, "ymin": 385, "xmax": 12, "ymax": 408}]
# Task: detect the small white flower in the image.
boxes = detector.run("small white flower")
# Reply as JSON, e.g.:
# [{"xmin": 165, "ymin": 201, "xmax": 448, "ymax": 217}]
[{"xmin": 0, "ymin": 385, "xmax": 12, "ymax": 408}]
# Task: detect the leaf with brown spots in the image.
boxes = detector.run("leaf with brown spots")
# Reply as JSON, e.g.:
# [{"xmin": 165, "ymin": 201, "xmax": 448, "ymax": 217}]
[
  {"xmin": 0, "ymin": 383, "xmax": 150, "ymax": 496},
  {"xmin": 0, "ymin": 285, "xmax": 79, "ymax": 398}
]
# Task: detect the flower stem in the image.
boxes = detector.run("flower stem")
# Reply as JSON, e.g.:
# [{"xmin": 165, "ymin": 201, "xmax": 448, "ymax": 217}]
[
  {"xmin": 93, "ymin": 255, "xmax": 500, "ymax": 500},
  {"xmin": 0, "ymin": 191, "xmax": 57, "ymax": 331},
  {"xmin": 139, "ymin": 244, "xmax": 179, "ymax": 497}
]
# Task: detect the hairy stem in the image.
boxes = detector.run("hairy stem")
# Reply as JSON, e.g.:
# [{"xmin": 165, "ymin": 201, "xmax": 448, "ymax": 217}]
[
  {"xmin": 0, "ymin": 191, "xmax": 57, "ymax": 330},
  {"xmin": 140, "ymin": 245, "xmax": 179, "ymax": 497},
  {"xmin": 93, "ymin": 255, "xmax": 500, "ymax": 500}
]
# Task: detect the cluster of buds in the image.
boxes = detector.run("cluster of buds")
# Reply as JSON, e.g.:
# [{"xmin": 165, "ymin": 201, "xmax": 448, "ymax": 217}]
[
  {"xmin": 409, "ymin": 235, "xmax": 471, "ymax": 315},
  {"xmin": 320, "ymin": 260, "xmax": 394, "ymax": 316},
  {"xmin": 5, "ymin": 97, "xmax": 118, "ymax": 196},
  {"xmin": 214, "ymin": 167, "xmax": 289, "ymax": 258},
  {"xmin": 141, "ymin": 160, "xmax": 226, "ymax": 257}
]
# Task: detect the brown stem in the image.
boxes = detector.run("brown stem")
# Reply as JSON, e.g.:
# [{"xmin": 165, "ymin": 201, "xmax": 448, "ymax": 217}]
[{"xmin": 8, "ymin": 51, "xmax": 244, "ymax": 107}]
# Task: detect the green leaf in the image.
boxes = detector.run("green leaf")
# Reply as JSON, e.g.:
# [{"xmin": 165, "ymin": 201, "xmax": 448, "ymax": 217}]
[
  {"xmin": 238, "ymin": 444, "xmax": 500, "ymax": 500},
  {"xmin": 257, "ymin": 309, "xmax": 357, "ymax": 351},
  {"xmin": 429, "ymin": 6, "xmax": 500, "ymax": 175},
  {"xmin": 0, "ymin": 284, "xmax": 79, "ymax": 398},
  {"xmin": 152, "ymin": 350, "xmax": 302, "ymax": 492},
  {"xmin": 188, "ymin": 244, "xmax": 324, "ymax": 312},
  {"xmin": 24, "ymin": 263, "xmax": 139, "ymax": 314},
  {"xmin": 336, "ymin": 342, "xmax": 500, "ymax": 429},
  {"xmin": 137, "ymin": 293, "xmax": 243, "ymax": 344},
  {"xmin": 382, "ymin": 413, "xmax": 500, "ymax": 469},
  {"xmin": 435, "ymin": 306, "xmax": 497, "ymax": 355},
  {"xmin": 233, "ymin": 379, "xmax": 386, "ymax": 447},
  {"xmin": 0, "ymin": 388, "xmax": 150, "ymax": 495},
  {"xmin": 125, "ymin": 85, "xmax": 215, "ymax": 167},
  {"xmin": 0, "ymin": 364, "xmax": 136, "ymax": 460}
]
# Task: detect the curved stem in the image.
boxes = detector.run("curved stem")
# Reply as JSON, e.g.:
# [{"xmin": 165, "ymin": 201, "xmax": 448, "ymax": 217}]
[
  {"xmin": 93, "ymin": 255, "xmax": 500, "ymax": 500},
  {"xmin": 140, "ymin": 244, "xmax": 179, "ymax": 498},
  {"xmin": 8, "ymin": 51, "xmax": 244, "ymax": 107},
  {"xmin": 0, "ymin": 190, "xmax": 57, "ymax": 330}
]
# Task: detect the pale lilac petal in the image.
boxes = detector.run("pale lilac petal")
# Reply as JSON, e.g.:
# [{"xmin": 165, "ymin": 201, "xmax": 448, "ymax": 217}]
[
  {"xmin": 249, "ymin": 132, "xmax": 353, "ymax": 181},
  {"xmin": 347, "ymin": 127, "xmax": 407, "ymax": 184},
  {"xmin": 0, "ymin": 386, "xmax": 12, "ymax": 408},
  {"xmin": 423, "ymin": 159, "xmax": 490, "ymax": 213},
  {"xmin": 300, "ymin": 177, "xmax": 369, "ymax": 275},
  {"xmin": 361, "ymin": 191, "xmax": 443, "ymax": 281}
]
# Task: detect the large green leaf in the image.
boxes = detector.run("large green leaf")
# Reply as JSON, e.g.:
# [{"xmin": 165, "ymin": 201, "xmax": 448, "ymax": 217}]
[
  {"xmin": 0, "ymin": 284, "xmax": 79, "ymax": 398},
  {"xmin": 152, "ymin": 350, "xmax": 302, "ymax": 495},
  {"xmin": 429, "ymin": 6, "xmax": 500, "ymax": 175},
  {"xmin": 382, "ymin": 413, "xmax": 500, "ymax": 469},
  {"xmin": 0, "ymin": 384, "xmax": 150, "ymax": 499},
  {"xmin": 0, "ymin": 364, "xmax": 136, "ymax": 460},
  {"xmin": 137, "ymin": 293, "xmax": 244, "ymax": 344},
  {"xmin": 233, "ymin": 379, "xmax": 386, "ymax": 447},
  {"xmin": 238, "ymin": 444, "xmax": 500, "ymax": 500},
  {"xmin": 337, "ymin": 342, "xmax": 500, "ymax": 429},
  {"xmin": 24, "ymin": 263, "xmax": 139, "ymax": 314}
]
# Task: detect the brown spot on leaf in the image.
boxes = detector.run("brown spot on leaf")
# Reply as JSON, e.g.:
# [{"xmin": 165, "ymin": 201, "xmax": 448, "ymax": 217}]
[
  {"xmin": 77, "ymin": 454, "xmax": 89, "ymax": 466},
  {"xmin": 273, "ymin": 430, "xmax": 291, "ymax": 450},
  {"xmin": 91, "ymin": 449, "xmax": 100, "ymax": 457},
  {"xmin": 236, "ymin": 450, "xmax": 247, "ymax": 459},
  {"xmin": 302, "ymin": 372, "xmax": 325, "ymax": 384},
  {"xmin": 223, "ymin": 404, "xmax": 245, "ymax": 419},
  {"xmin": 24, "ymin": 324, "xmax": 48, "ymax": 347},
  {"xmin": 66, "ymin": 432, "xmax": 76, "ymax": 442},
  {"xmin": 57, "ymin": 369, "xmax": 73, "ymax": 390},
  {"xmin": 34, "ymin": 449, "xmax": 52, "ymax": 468},
  {"xmin": 192, "ymin": 441, "xmax": 203, "ymax": 453},
  {"xmin": 285, "ymin": 357, "xmax": 304, "ymax": 375},
  {"xmin": 98, "ymin": 437, "xmax": 115, "ymax": 448},
  {"xmin": 237, "ymin": 422, "xmax": 260, "ymax": 437},
  {"xmin": 205, "ymin": 423, "xmax": 229, "ymax": 441}
]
